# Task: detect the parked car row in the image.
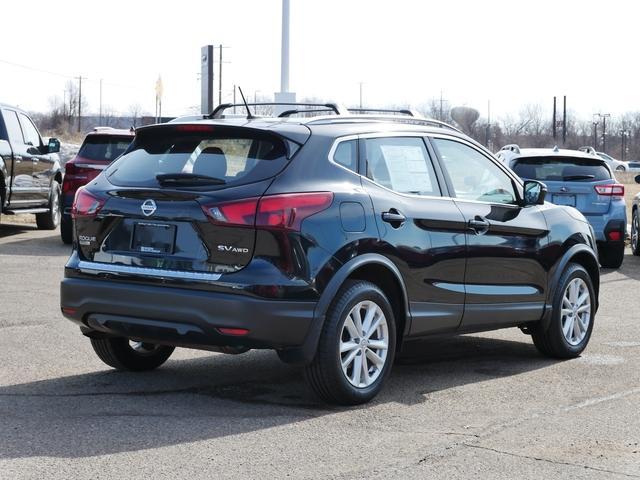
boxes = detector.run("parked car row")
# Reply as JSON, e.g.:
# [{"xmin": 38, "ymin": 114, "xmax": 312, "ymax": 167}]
[{"xmin": 58, "ymin": 104, "xmax": 600, "ymax": 405}]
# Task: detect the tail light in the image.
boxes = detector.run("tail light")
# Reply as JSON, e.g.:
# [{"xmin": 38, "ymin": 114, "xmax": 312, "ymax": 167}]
[
  {"xmin": 202, "ymin": 192, "xmax": 333, "ymax": 231},
  {"xmin": 71, "ymin": 188, "xmax": 106, "ymax": 218},
  {"xmin": 594, "ymin": 184, "xmax": 624, "ymax": 197},
  {"xmin": 63, "ymin": 162, "xmax": 104, "ymax": 195}
]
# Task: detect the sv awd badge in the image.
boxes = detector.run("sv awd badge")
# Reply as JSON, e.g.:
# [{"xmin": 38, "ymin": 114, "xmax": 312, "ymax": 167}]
[{"xmin": 218, "ymin": 245, "xmax": 250, "ymax": 253}]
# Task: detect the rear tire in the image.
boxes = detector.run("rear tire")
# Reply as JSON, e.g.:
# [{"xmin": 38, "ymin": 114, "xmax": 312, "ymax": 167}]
[
  {"xmin": 36, "ymin": 181, "xmax": 61, "ymax": 230},
  {"xmin": 631, "ymin": 209, "xmax": 640, "ymax": 256},
  {"xmin": 60, "ymin": 214, "xmax": 73, "ymax": 244},
  {"xmin": 90, "ymin": 337, "xmax": 174, "ymax": 371},
  {"xmin": 598, "ymin": 241, "xmax": 624, "ymax": 268},
  {"xmin": 532, "ymin": 263, "xmax": 595, "ymax": 359},
  {"xmin": 304, "ymin": 280, "xmax": 396, "ymax": 405}
]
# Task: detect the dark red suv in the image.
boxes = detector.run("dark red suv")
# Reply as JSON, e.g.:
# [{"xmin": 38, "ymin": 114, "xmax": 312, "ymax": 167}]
[{"xmin": 61, "ymin": 127, "xmax": 134, "ymax": 243}]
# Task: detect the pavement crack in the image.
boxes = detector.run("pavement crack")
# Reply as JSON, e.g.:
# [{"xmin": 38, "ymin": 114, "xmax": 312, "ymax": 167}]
[{"xmin": 462, "ymin": 444, "xmax": 640, "ymax": 478}]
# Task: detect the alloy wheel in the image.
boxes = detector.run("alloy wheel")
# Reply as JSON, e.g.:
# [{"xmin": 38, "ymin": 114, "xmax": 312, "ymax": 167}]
[
  {"xmin": 632, "ymin": 212, "xmax": 639, "ymax": 252},
  {"xmin": 339, "ymin": 300, "xmax": 389, "ymax": 388},
  {"xmin": 560, "ymin": 278, "xmax": 591, "ymax": 346}
]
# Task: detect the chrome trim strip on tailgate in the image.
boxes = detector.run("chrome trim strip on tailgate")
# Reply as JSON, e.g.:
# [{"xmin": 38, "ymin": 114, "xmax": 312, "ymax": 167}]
[{"xmin": 76, "ymin": 261, "xmax": 222, "ymax": 282}]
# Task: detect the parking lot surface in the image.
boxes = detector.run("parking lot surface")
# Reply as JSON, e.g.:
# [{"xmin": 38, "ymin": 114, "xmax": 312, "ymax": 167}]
[{"xmin": 0, "ymin": 222, "xmax": 639, "ymax": 479}]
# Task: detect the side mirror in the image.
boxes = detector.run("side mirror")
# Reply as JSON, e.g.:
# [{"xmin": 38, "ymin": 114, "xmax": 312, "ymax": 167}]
[
  {"xmin": 47, "ymin": 137, "xmax": 60, "ymax": 154},
  {"xmin": 523, "ymin": 180, "xmax": 547, "ymax": 206},
  {"xmin": 635, "ymin": 174, "xmax": 640, "ymax": 184}
]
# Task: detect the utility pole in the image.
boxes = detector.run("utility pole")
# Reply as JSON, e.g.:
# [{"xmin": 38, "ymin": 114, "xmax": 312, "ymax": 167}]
[
  {"xmin": 439, "ymin": 90, "xmax": 444, "ymax": 121},
  {"xmin": 562, "ymin": 95, "xmax": 567, "ymax": 144},
  {"xmin": 219, "ymin": 45, "xmax": 223, "ymax": 106},
  {"xmin": 359, "ymin": 82, "xmax": 363, "ymax": 109},
  {"xmin": 485, "ymin": 99, "xmax": 491, "ymax": 148},
  {"xmin": 99, "ymin": 78, "xmax": 103, "ymax": 125},
  {"xmin": 233, "ymin": 85, "xmax": 236, "ymax": 113},
  {"xmin": 598, "ymin": 113, "xmax": 611, "ymax": 153},
  {"xmin": 552, "ymin": 96, "xmax": 557, "ymax": 139},
  {"xmin": 77, "ymin": 76, "xmax": 82, "ymax": 133}
]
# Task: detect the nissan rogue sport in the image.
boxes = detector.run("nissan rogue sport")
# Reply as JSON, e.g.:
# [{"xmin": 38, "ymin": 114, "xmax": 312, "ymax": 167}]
[{"xmin": 60, "ymin": 104, "xmax": 600, "ymax": 405}]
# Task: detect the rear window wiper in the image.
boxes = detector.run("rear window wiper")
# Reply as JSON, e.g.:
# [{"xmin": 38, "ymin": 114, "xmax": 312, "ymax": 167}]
[
  {"xmin": 156, "ymin": 173, "xmax": 226, "ymax": 186},
  {"xmin": 563, "ymin": 174, "xmax": 595, "ymax": 181}
]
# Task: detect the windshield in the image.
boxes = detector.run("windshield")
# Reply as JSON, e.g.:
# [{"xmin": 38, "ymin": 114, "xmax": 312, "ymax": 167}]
[
  {"xmin": 78, "ymin": 135, "xmax": 133, "ymax": 161},
  {"xmin": 512, "ymin": 156, "xmax": 611, "ymax": 182},
  {"xmin": 105, "ymin": 126, "xmax": 289, "ymax": 189}
]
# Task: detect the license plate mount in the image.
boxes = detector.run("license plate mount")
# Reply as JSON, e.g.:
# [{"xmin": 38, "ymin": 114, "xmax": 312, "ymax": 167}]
[
  {"xmin": 552, "ymin": 194, "xmax": 576, "ymax": 207},
  {"xmin": 131, "ymin": 222, "xmax": 176, "ymax": 254}
]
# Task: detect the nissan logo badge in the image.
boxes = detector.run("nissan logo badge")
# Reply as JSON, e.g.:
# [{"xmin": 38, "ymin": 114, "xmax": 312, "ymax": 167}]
[{"xmin": 141, "ymin": 199, "xmax": 157, "ymax": 217}]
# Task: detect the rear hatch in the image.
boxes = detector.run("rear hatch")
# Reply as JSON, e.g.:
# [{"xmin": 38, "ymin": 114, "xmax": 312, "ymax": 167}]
[
  {"xmin": 63, "ymin": 134, "xmax": 133, "ymax": 201},
  {"xmin": 73, "ymin": 123, "xmax": 305, "ymax": 274},
  {"xmin": 512, "ymin": 156, "xmax": 613, "ymax": 215}
]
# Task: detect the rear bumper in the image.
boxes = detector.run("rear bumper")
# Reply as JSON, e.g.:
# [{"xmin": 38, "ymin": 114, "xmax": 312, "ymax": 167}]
[
  {"xmin": 584, "ymin": 214, "xmax": 626, "ymax": 242},
  {"xmin": 60, "ymin": 277, "xmax": 317, "ymax": 350}
]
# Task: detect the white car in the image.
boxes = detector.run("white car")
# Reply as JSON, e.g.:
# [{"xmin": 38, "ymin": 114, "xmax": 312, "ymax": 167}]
[{"xmin": 579, "ymin": 147, "xmax": 628, "ymax": 172}]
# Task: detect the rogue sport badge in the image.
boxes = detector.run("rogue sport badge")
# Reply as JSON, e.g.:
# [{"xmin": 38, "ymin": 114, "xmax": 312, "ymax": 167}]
[{"xmin": 141, "ymin": 199, "xmax": 157, "ymax": 217}]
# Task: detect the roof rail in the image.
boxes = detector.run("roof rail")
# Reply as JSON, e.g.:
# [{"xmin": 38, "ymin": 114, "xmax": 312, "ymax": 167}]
[
  {"xmin": 209, "ymin": 102, "xmax": 350, "ymax": 119},
  {"xmin": 306, "ymin": 114, "xmax": 462, "ymax": 133},
  {"xmin": 347, "ymin": 108, "xmax": 420, "ymax": 117},
  {"xmin": 500, "ymin": 144, "xmax": 521, "ymax": 154}
]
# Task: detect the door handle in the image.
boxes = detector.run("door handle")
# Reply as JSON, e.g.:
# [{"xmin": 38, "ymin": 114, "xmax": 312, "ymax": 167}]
[
  {"xmin": 382, "ymin": 210, "xmax": 406, "ymax": 224},
  {"xmin": 468, "ymin": 216, "xmax": 490, "ymax": 234}
]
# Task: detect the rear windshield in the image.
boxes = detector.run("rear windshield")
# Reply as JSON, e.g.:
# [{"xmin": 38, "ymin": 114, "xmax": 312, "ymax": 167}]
[
  {"xmin": 512, "ymin": 156, "xmax": 611, "ymax": 182},
  {"xmin": 105, "ymin": 126, "xmax": 288, "ymax": 189},
  {"xmin": 78, "ymin": 135, "xmax": 133, "ymax": 161}
]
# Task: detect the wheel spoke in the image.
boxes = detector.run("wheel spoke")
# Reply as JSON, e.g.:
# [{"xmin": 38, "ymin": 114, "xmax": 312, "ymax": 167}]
[
  {"xmin": 577, "ymin": 304, "xmax": 590, "ymax": 314},
  {"xmin": 561, "ymin": 308, "xmax": 573, "ymax": 317},
  {"xmin": 351, "ymin": 353, "xmax": 363, "ymax": 385},
  {"xmin": 365, "ymin": 315, "xmax": 383, "ymax": 339},
  {"xmin": 361, "ymin": 303, "xmax": 377, "ymax": 336},
  {"xmin": 367, "ymin": 339, "xmax": 388, "ymax": 351},
  {"xmin": 343, "ymin": 315, "xmax": 359, "ymax": 339},
  {"xmin": 351, "ymin": 307, "xmax": 363, "ymax": 335},
  {"xmin": 562, "ymin": 317, "xmax": 573, "ymax": 337},
  {"xmin": 341, "ymin": 349, "xmax": 358, "ymax": 371},
  {"xmin": 572, "ymin": 318, "xmax": 581, "ymax": 340},
  {"xmin": 576, "ymin": 291, "xmax": 589, "ymax": 309},
  {"xmin": 340, "ymin": 340, "xmax": 359, "ymax": 353},
  {"xmin": 562, "ymin": 296, "xmax": 572, "ymax": 309},
  {"xmin": 365, "ymin": 348, "xmax": 385, "ymax": 368},
  {"xmin": 361, "ymin": 354, "xmax": 371, "ymax": 385}
]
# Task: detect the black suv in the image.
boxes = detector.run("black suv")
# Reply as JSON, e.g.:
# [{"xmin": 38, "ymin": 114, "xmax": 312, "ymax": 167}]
[{"xmin": 61, "ymin": 104, "xmax": 600, "ymax": 405}]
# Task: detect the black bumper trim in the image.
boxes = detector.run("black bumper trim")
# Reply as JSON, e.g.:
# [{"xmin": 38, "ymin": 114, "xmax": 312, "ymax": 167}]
[{"xmin": 61, "ymin": 277, "xmax": 316, "ymax": 349}]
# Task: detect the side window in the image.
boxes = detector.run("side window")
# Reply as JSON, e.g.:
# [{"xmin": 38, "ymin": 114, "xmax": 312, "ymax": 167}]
[
  {"xmin": 18, "ymin": 114, "xmax": 41, "ymax": 147},
  {"xmin": 2, "ymin": 110, "xmax": 25, "ymax": 145},
  {"xmin": 432, "ymin": 138, "xmax": 516, "ymax": 205},
  {"xmin": 333, "ymin": 139, "xmax": 358, "ymax": 173},
  {"xmin": 364, "ymin": 137, "xmax": 440, "ymax": 196}
]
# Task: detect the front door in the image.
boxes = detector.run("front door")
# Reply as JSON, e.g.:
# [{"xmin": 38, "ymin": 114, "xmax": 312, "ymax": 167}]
[
  {"xmin": 359, "ymin": 135, "xmax": 467, "ymax": 336},
  {"xmin": 430, "ymin": 136, "xmax": 549, "ymax": 330},
  {"xmin": 1, "ymin": 109, "xmax": 38, "ymax": 206},
  {"xmin": 18, "ymin": 112, "xmax": 51, "ymax": 202}
]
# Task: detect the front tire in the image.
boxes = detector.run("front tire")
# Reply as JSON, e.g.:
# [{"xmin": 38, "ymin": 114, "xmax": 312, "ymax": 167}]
[
  {"xmin": 90, "ymin": 337, "xmax": 174, "ymax": 371},
  {"xmin": 36, "ymin": 180, "xmax": 61, "ymax": 230},
  {"xmin": 631, "ymin": 209, "xmax": 640, "ymax": 256},
  {"xmin": 532, "ymin": 263, "xmax": 595, "ymax": 358},
  {"xmin": 598, "ymin": 241, "xmax": 624, "ymax": 268},
  {"xmin": 305, "ymin": 280, "xmax": 396, "ymax": 405}
]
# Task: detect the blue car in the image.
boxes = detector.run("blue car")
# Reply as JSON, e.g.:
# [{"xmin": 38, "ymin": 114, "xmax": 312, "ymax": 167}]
[{"xmin": 497, "ymin": 146, "xmax": 627, "ymax": 268}]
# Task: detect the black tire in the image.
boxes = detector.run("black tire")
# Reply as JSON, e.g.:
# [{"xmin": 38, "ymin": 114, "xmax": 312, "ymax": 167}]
[
  {"xmin": 631, "ymin": 209, "xmax": 640, "ymax": 256},
  {"xmin": 36, "ymin": 180, "xmax": 61, "ymax": 230},
  {"xmin": 304, "ymin": 280, "xmax": 396, "ymax": 405},
  {"xmin": 90, "ymin": 337, "xmax": 174, "ymax": 371},
  {"xmin": 598, "ymin": 241, "xmax": 624, "ymax": 268},
  {"xmin": 60, "ymin": 214, "xmax": 73, "ymax": 244},
  {"xmin": 532, "ymin": 263, "xmax": 595, "ymax": 359}
]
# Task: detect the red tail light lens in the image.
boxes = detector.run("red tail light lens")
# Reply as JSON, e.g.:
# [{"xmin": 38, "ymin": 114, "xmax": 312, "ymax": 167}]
[
  {"xmin": 202, "ymin": 192, "xmax": 333, "ymax": 231},
  {"xmin": 256, "ymin": 192, "xmax": 334, "ymax": 231},
  {"xmin": 594, "ymin": 184, "xmax": 624, "ymax": 197},
  {"xmin": 608, "ymin": 231, "xmax": 622, "ymax": 241},
  {"xmin": 71, "ymin": 188, "xmax": 106, "ymax": 218},
  {"xmin": 63, "ymin": 162, "xmax": 103, "ymax": 195}
]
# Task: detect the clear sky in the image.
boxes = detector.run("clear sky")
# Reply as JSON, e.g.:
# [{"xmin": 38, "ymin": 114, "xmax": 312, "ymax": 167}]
[{"xmin": 1, "ymin": 0, "xmax": 638, "ymax": 120}]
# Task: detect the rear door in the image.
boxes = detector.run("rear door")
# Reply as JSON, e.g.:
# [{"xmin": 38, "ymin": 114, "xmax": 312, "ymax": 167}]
[
  {"xmin": 430, "ymin": 136, "xmax": 549, "ymax": 330},
  {"xmin": 359, "ymin": 134, "xmax": 467, "ymax": 335},
  {"xmin": 1, "ymin": 109, "xmax": 38, "ymax": 206},
  {"xmin": 512, "ymin": 156, "xmax": 612, "ymax": 215}
]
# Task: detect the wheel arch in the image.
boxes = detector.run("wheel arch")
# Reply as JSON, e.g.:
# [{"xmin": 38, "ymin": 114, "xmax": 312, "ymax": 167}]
[
  {"xmin": 280, "ymin": 254, "xmax": 410, "ymax": 365},
  {"xmin": 541, "ymin": 244, "xmax": 600, "ymax": 331}
]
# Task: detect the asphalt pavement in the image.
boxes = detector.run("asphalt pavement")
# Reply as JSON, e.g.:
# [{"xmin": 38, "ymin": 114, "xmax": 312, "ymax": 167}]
[{"xmin": 0, "ymin": 222, "xmax": 638, "ymax": 479}]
